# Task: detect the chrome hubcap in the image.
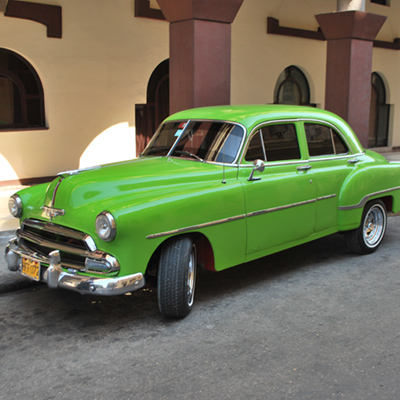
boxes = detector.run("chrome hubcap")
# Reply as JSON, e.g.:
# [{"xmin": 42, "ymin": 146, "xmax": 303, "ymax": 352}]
[
  {"xmin": 363, "ymin": 205, "xmax": 385, "ymax": 247},
  {"xmin": 186, "ymin": 245, "xmax": 196, "ymax": 307}
]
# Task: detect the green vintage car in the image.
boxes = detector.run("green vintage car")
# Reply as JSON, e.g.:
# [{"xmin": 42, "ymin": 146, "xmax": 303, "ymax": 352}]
[{"xmin": 5, "ymin": 105, "xmax": 400, "ymax": 317}]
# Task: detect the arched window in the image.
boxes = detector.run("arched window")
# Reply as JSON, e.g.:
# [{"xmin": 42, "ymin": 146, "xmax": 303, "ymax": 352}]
[
  {"xmin": 0, "ymin": 49, "xmax": 45, "ymax": 130},
  {"xmin": 135, "ymin": 59, "xmax": 169, "ymax": 155},
  {"xmin": 369, "ymin": 72, "xmax": 390, "ymax": 148},
  {"xmin": 274, "ymin": 66, "xmax": 310, "ymax": 105}
]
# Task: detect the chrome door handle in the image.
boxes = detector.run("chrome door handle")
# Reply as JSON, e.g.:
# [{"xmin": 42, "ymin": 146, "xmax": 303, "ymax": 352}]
[
  {"xmin": 297, "ymin": 165, "xmax": 312, "ymax": 171},
  {"xmin": 348, "ymin": 157, "xmax": 360, "ymax": 164}
]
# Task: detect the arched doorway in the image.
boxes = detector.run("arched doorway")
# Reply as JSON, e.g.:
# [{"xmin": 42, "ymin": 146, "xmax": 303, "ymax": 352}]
[
  {"xmin": 369, "ymin": 72, "xmax": 390, "ymax": 148},
  {"xmin": 274, "ymin": 66, "xmax": 311, "ymax": 105},
  {"xmin": 135, "ymin": 59, "xmax": 169, "ymax": 155}
]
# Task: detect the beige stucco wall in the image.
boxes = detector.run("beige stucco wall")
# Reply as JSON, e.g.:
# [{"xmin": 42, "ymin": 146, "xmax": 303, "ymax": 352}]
[
  {"xmin": 0, "ymin": 0, "xmax": 169, "ymax": 182},
  {"xmin": 369, "ymin": 1, "xmax": 400, "ymax": 148},
  {"xmin": 231, "ymin": 0, "xmax": 333, "ymax": 107},
  {"xmin": 0, "ymin": 0, "xmax": 399, "ymax": 183},
  {"xmin": 231, "ymin": 0, "xmax": 400, "ymax": 148}
]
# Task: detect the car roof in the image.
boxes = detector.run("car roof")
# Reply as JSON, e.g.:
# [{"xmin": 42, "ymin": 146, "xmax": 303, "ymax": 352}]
[
  {"xmin": 164, "ymin": 104, "xmax": 364, "ymax": 154},
  {"xmin": 165, "ymin": 104, "xmax": 341, "ymax": 126}
]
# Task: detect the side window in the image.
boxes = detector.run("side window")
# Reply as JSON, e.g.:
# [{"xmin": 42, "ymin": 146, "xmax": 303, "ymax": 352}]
[
  {"xmin": 245, "ymin": 124, "xmax": 300, "ymax": 162},
  {"xmin": 305, "ymin": 124, "xmax": 348, "ymax": 157}
]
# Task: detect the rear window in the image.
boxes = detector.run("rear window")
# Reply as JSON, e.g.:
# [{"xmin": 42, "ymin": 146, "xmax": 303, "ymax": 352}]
[{"xmin": 305, "ymin": 124, "xmax": 348, "ymax": 157}]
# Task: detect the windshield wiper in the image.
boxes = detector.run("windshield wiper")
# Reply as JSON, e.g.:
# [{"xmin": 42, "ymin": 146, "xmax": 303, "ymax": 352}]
[{"xmin": 175, "ymin": 150, "xmax": 204, "ymax": 162}]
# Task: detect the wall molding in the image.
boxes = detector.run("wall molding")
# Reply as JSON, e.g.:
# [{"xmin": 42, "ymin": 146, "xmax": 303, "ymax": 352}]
[
  {"xmin": 0, "ymin": 175, "xmax": 55, "ymax": 188},
  {"xmin": 135, "ymin": 0, "xmax": 165, "ymax": 21},
  {"xmin": 267, "ymin": 17, "xmax": 400, "ymax": 50},
  {"xmin": 267, "ymin": 17, "xmax": 325, "ymax": 41},
  {"xmin": 5, "ymin": 0, "xmax": 62, "ymax": 38}
]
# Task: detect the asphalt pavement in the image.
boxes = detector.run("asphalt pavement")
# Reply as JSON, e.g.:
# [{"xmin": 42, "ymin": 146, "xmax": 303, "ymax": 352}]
[{"xmin": 2, "ymin": 213, "xmax": 400, "ymax": 399}]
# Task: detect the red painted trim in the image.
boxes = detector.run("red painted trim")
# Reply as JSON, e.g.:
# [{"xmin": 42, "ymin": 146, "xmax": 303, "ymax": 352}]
[{"xmin": 5, "ymin": 0, "xmax": 62, "ymax": 38}]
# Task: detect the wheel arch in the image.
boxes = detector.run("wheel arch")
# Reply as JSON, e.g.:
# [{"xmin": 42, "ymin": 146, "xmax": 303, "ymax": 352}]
[
  {"xmin": 146, "ymin": 232, "xmax": 216, "ymax": 276},
  {"xmin": 379, "ymin": 195, "xmax": 393, "ymax": 213},
  {"xmin": 339, "ymin": 193, "xmax": 396, "ymax": 232}
]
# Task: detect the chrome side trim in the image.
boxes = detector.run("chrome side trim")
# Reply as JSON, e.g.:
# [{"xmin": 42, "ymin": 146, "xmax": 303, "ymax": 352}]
[
  {"xmin": 147, "ymin": 194, "xmax": 338, "ymax": 239},
  {"xmin": 317, "ymin": 194, "xmax": 336, "ymax": 201},
  {"xmin": 247, "ymin": 199, "xmax": 317, "ymax": 218},
  {"xmin": 240, "ymin": 153, "xmax": 365, "ymax": 168},
  {"xmin": 307, "ymin": 153, "xmax": 364, "ymax": 163},
  {"xmin": 146, "ymin": 214, "xmax": 246, "ymax": 239},
  {"xmin": 248, "ymin": 194, "xmax": 336, "ymax": 218},
  {"xmin": 338, "ymin": 187, "xmax": 400, "ymax": 211}
]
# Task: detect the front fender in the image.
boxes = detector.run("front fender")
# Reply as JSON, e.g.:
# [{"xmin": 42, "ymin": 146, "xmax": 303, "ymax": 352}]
[{"xmin": 104, "ymin": 179, "xmax": 247, "ymax": 275}]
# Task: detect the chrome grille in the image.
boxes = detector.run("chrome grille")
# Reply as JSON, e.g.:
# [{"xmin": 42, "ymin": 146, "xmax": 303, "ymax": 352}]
[
  {"xmin": 17, "ymin": 219, "xmax": 120, "ymax": 274},
  {"xmin": 19, "ymin": 219, "xmax": 96, "ymax": 271}
]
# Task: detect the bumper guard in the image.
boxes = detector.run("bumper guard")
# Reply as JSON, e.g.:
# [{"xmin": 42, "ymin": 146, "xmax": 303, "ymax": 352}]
[{"xmin": 4, "ymin": 238, "xmax": 145, "ymax": 296}]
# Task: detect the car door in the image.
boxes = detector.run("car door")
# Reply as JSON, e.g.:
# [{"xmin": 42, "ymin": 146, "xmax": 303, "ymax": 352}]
[
  {"xmin": 240, "ymin": 122, "xmax": 317, "ymax": 257},
  {"xmin": 302, "ymin": 122, "xmax": 357, "ymax": 232}
]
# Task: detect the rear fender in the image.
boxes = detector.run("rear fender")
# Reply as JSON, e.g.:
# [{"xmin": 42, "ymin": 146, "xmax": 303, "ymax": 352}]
[{"xmin": 338, "ymin": 164, "xmax": 400, "ymax": 230}]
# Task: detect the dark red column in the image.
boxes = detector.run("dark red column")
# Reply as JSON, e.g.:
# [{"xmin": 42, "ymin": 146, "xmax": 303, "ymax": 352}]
[
  {"xmin": 316, "ymin": 11, "xmax": 386, "ymax": 147},
  {"xmin": 157, "ymin": 0, "xmax": 243, "ymax": 114}
]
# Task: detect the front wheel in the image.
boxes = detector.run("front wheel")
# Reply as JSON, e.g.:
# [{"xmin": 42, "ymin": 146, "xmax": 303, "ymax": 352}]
[
  {"xmin": 345, "ymin": 200, "xmax": 387, "ymax": 254},
  {"xmin": 157, "ymin": 236, "xmax": 197, "ymax": 318}
]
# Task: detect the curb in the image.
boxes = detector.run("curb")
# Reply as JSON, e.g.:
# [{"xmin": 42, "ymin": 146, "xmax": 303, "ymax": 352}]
[{"xmin": 0, "ymin": 229, "xmax": 16, "ymax": 238}]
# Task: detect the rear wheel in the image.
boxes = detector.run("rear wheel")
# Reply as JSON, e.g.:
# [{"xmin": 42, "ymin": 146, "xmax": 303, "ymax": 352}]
[
  {"xmin": 157, "ymin": 236, "xmax": 197, "ymax": 318},
  {"xmin": 345, "ymin": 200, "xmax": 387, "ymax": 254}
]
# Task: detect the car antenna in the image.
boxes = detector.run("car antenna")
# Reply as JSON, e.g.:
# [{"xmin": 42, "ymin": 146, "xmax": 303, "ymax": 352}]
[{"xmin": 222, "ymin": 142, "xmax": 226, "ymax": 184}]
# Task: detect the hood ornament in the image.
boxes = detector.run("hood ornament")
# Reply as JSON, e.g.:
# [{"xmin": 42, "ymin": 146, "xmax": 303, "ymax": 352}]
[{"xmin": 43, "ymin": 206, "xmax": 65, "ymax": 221}]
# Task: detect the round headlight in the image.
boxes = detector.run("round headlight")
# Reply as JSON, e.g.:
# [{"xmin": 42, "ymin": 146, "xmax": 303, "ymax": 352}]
[
  {"xmin": 8, "ymin": 194, "xmax": 23, "ymax": 218},
  {"xmin": 95, "ymin": 212, "xmax": 116, "ymax": 241}
]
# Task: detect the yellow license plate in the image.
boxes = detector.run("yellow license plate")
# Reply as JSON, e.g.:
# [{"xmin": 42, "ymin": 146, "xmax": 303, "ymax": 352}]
[{"xmin": 22, "ymin": 257, "xmax": 41, "ymax": 281}]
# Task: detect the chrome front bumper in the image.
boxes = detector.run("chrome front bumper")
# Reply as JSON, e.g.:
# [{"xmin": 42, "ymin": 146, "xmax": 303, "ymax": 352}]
[{"xmin": 4, "ymin": 238, "xmax": 145, "ymax": 296}]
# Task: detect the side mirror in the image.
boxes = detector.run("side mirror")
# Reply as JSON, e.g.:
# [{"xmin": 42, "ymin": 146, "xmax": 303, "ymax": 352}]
[{"xmin": 248, "ymin": 159, "xmax": 265, "ymax": 181}]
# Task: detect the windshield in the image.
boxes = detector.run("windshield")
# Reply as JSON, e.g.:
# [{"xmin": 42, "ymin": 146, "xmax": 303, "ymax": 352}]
[{"xmin": 142, "ymin": 120, "xmax": 244, "ymax": 163}]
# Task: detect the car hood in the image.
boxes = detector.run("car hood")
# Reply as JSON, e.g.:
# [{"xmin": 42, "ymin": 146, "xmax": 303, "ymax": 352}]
[{"xmin": 39, "ymin": 157, "xmax": 231, "ymax": 225}]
